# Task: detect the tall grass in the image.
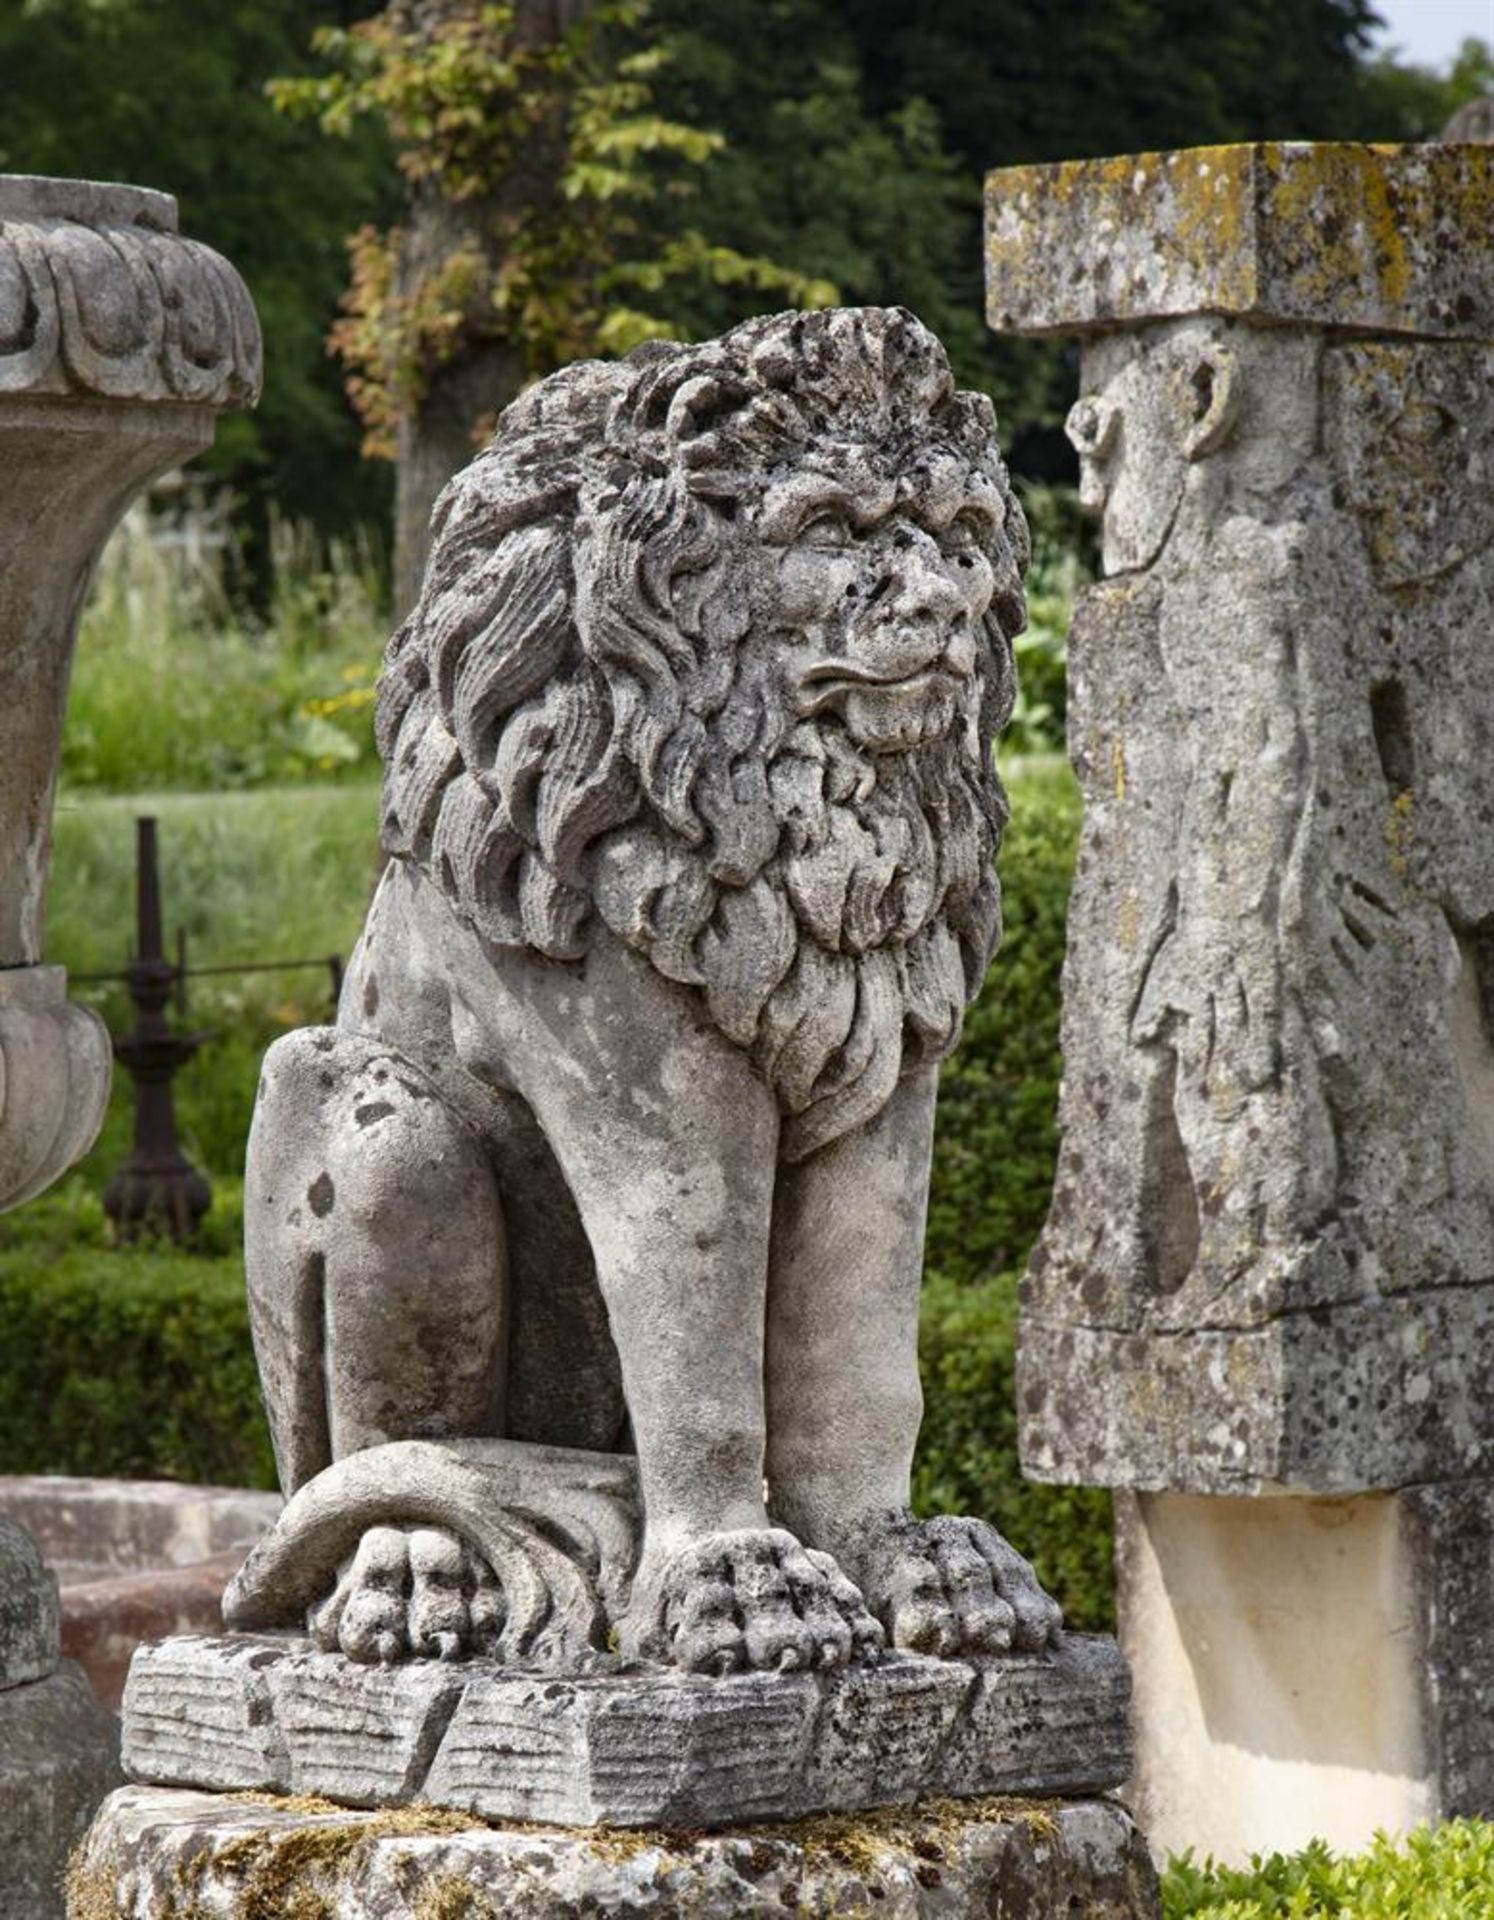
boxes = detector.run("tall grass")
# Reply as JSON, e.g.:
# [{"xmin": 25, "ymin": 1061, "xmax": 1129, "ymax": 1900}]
[{"xmin": 63, "ymin": 514, "xmax": 389, "ymax": 794}]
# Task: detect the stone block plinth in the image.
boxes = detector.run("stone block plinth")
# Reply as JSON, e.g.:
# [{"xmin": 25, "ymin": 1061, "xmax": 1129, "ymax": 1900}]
[
  {"xmin": 987, "ymin": 139, "xmax": 1494, "ymax": 1860},
  {"xmin": 121, "ymin": 1630, "xmax": 1132, "ymax": 1827},
  {"xmin": 71, "ymin": 1782, "xmax": 1160, "ymax": 1918}
]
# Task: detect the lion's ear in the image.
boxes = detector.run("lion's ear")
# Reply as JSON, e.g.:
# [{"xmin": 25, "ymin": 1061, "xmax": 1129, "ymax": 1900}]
[{"xmin": 1180, "ymin": 340, "xmax": 1237, "ymax": 462}]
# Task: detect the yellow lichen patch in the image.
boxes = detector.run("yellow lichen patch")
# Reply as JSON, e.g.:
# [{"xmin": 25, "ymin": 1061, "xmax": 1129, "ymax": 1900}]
[
  {"xmin": 1160, "ymin": 144, "xmax": 1257, "ymax": 299},
  {"xmin": 736, "ymin": 1793, "xmax": 1063, "ymax": 1886},
  {"xmin": 1111, "ymin": 735, "xmax": 1128, "ymax": 801},
  {"xmin": 1385, "ymin": 788, "xmax": 1415, "ymax": 877},
  {"xmin": 411, "ymin": 1878, "xmax": 499, "ymax": 1920},
  {"xmin": 1262, "ymin": 144, "xmax": 1413, "ymax": 318},
  {"xmin": 63, "ymin": 1845, "xmax": 122, "ymax": 1920}
]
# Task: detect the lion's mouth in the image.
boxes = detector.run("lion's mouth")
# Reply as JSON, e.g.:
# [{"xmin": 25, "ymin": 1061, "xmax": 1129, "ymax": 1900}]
[
  {"xmin": 794, "ymin": 660, "xmax": 960, "ymax": 719},
  {"xmin": 795, "ymin": 661, "xmax": 967, "ymax": 752}
]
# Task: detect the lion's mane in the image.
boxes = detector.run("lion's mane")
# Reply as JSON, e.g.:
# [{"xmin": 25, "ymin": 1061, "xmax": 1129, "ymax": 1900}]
[{"xmin": 377, "ymin": 306, "xmax": 1027, "ymax": 1159}]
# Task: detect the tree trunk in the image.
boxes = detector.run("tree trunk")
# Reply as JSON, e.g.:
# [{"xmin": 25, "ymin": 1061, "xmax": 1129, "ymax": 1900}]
[{"xmin": 390, "ymin": 0, "xmax": 594, "ymax": 619}]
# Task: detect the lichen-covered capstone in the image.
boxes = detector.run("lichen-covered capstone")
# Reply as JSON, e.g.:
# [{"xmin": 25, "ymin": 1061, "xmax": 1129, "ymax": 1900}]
[{"xmin": 986, "ymin": 142, "xmax": 1494, "ymax": 340}]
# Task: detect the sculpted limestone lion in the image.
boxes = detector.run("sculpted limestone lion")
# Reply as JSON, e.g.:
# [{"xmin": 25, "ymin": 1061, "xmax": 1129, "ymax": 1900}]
[{"xmin": 242, "ymin": 306, "xmax": 1062, "ymax": 1674}]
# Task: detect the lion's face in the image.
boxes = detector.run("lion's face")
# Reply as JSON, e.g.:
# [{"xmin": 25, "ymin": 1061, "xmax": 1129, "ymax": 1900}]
[
  {"xmin": 378, "ymin": 307, "xmax": 1026, "ymax": 1158},
  {"xmin": 754, "ymin": 453, "xmax": 1002, "ymax": 758}
]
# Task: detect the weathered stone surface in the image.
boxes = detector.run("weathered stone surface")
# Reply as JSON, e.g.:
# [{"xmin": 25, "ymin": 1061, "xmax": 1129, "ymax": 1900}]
[
  {"xmin": 986, "ymin": 142, "xmax": 1494, "ymax": 338},
  {"xmin": 237, "ymin": 307, "xmax": 1080, "ymax": 1701},
  {"xmin": 0, "ymin": 1474, "xmax": 281, "ymax": 1584},
  {"xmin": 1119, "ymin": 1480, "xmax": 1494, "ymax": 1859},
  {"xmin": 0, "ymin": 1474, "xmax": 281, "ymax": 1709},
  {"xmin": 73, "ymin": 1782, "xmax": 1161, "ymax": 1918},
  {"xmin": 998, "ymin": 145, "xmax": 1494, "ymax": 1496},
  {"xmin": 1401, "ymin": 1479, "xmax": 1494, "ymax": 1821},
  {"xmin": 0, "ymin": 172, "xmax": 260, "ymax": 1209},
  {"xmin": 1, "ymin": 1517, "xmax": 59, "ymax": 1690},
  {"xmin": 0, "ymin": 969, "xmax": 112, "ymax": 1216},
  {"xmin": 122, "ymin": 1630, "xmax": 1133, "ymax": 1825},
  {"xmin": 2, "ymin": 1661, "xmax": 121, "ymax": 1920}
]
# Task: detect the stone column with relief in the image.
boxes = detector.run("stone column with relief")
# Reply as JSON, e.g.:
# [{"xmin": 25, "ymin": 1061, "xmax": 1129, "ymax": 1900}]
[
  {"xmin": 0, "ymin": 173, "xmax": 259, "ymax": 1920},
  {"xmin": 986, "ymin": 140, "xmax": 1494, "ymax": 1864}
]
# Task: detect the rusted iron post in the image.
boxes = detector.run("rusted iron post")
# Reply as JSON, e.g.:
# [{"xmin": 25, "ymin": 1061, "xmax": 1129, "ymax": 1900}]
[{"xmin": 102, "ymin": 818, "xmax": 211, "ymax": 1242}]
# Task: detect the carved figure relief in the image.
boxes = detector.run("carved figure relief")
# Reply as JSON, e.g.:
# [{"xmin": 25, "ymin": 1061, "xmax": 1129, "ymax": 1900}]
[
  {"xmin": 229, "ymin": 307, "xmax": 1063, "ymax": 1674},
  {"xmin": 1021, "ymin": 310, "xmax": 1494, "ymax": 1489}
]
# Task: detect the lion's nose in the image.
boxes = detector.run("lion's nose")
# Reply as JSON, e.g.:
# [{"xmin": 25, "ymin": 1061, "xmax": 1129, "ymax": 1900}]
[{"xmin": 888, "ymin": 542, "xmax": 964, "ymax": 625}]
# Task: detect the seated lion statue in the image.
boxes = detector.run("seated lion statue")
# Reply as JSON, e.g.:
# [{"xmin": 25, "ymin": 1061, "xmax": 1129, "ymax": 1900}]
[{"xmin": 240, "ymin": 305, "xmax": 1062, "ymax": 1675}]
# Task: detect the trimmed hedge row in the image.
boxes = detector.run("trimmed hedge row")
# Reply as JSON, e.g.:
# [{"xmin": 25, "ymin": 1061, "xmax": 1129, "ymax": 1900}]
[
  {"xmin": 1160, "ymin": 1822, "xmax": 1494, "ymax": 1917},
  {"xmin": 1, "ymin": 764, "xmax": 1110, "ymax": 1621},
  {"xmin": 0, "ymin": 1181, "xmax": 274, "ymax": 1491}
]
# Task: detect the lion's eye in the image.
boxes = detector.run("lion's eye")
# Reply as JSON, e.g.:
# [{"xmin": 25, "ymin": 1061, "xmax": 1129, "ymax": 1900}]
[
  {"xmin": 940, "ymin": 513, "xmax": 987, "ymax": 552},
  {"xmin": 800, "ymin": 512, "xmax": 853, "ymax": 549}
]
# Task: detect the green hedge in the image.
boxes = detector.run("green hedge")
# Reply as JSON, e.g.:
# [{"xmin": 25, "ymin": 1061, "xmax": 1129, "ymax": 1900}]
[
  {"xmin": 0, "ymin": 1182, "xmax": 275, "ymax": 1490},
  {"xmin": 1160, "ymin": 1823, "xmax": 1494, "ymax": 1917},
  {"xmin": 928, "ymin": 760, "xmax": 1078, "ymax": 1286}
]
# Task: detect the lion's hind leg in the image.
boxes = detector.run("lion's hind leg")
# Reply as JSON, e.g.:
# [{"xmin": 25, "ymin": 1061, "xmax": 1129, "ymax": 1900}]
[{"xmin": 245, "ymin": 1027, "xmax": 508, "ymax": 1662}]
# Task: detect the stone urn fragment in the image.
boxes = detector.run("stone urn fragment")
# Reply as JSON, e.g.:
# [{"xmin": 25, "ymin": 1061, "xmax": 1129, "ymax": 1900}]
[{"xmin": 0, "ymin": 174, "xmax": 260, "ymax": 1211}]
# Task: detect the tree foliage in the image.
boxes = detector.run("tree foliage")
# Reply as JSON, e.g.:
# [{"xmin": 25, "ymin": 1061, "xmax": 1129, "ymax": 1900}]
[
  {"xmin": 272, "ymin": 0, "xmax": 834, "ymax": 458},
  {"xmin": 0, "ymin": 0, "xmax": 394, "ymax": 538},
  {"xmin": 1, "ymin": 0, "xmax": 1489, "ymax": 529}
]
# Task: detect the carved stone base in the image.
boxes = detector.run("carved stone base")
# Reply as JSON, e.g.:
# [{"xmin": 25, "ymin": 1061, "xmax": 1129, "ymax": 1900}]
[
  {"xmin": 122, "ymin": 1630, "xmax": 1131, "ymax": 1827},
  {"xmin": 73, "ymin": 1782, "xmax": 1160, "ymax": 1918}
]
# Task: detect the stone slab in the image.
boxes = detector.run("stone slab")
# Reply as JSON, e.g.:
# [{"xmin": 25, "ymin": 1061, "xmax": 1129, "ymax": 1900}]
[
  {"xmin": 2, "ymin": 1661, "xmax": 122, "ymax": 1920},
  {"xmin": 0, "ymin": 1476, "xmax": 280, "ymax": 1707},
  {"xmin": 72, "ymin": 1781, "xmax": 1161, "ymax": 1918},
  {"xmin": 0, "ymin": 174, "xmax": 176, "ymax": 228},
  {"xmin": 1, "ymin": 1517, "xmax": 60, "ymax": 1689},
  {"xmin": 986, "ymin": 141, "xmax": 1494, "ymax": 339},
  {"xmin": 1020, "ymin": 1289, "xmax": 1494, "ymax": 1494},
  {"xmin": 0, "ymin": 1474, "xmax": 281, "ymax": 1583},
  {"xmin": 122, "ymin": 1630, "xmax": 1132, "ymax": 1827}
]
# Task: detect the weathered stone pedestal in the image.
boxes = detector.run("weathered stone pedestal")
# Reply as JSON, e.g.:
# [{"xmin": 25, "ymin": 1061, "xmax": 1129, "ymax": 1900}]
[
  {"xmin": 0, "ymin": 173, "xmax": 260, "ymax": 1206},
  {"xmin": 0, "ymin": 172, "xmax": 261, "ymax": 1917},
  {"xmin": 90, "ymin": 1630, "xmax": 1154, "ymax": 1915},
  {"xmin": 75, "ymin": 1782, "xmax": 1158, "ymax": 1918},
  {"xmin": 1, "ymin": 1520, "xmax": 120, "ymax": 1920},
  {"xmin": 986, "ymin": 140, "xmax": 1494, "ymax": 1861}
]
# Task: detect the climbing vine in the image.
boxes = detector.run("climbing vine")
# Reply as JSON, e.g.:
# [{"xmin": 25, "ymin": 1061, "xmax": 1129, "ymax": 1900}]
[{"xmin": 271, "ymin": 1, "xmax": 835, "ymax": 456}]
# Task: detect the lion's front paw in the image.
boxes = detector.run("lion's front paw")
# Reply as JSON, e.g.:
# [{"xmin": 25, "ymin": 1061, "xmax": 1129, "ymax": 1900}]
[
  {"xmin": 308, "ymin": 1524, "xmax": 506, "ymax": 1665},
  {"xmin": 852, "ymin": 1515, "xmax": 1063, "ymax": 1659},
  {"xmin": 623, "ymin": 1527, "xmax": 884, "ymax": 1676}
]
